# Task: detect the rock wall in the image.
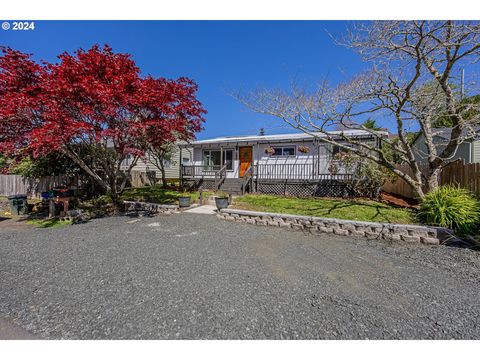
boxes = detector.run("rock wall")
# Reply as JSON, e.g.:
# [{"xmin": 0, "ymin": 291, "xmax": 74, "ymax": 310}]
[{"xmin": 217, "ymin": 209, "xmax": 455, "ymax": 245}]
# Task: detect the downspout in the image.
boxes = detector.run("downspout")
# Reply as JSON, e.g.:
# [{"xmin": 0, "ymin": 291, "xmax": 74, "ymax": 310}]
[
  {"xmin": 469, "ymin": 141, "xmax": 472, "ymax": 164},
  {"xmin": 179, "ymin": 146, "xmax": 183, "ymax": 187}
]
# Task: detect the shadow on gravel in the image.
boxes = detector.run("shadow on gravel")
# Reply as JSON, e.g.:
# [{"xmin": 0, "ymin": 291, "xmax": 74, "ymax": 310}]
[{"xmin": 441, "ymin": 237, "xmax": 479, "ymax": 251}]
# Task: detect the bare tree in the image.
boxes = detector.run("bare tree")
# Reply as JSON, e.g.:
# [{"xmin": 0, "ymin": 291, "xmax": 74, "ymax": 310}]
[
  {"xmin": 235, "ymin": 21, "xmax": 480, "ymax": 199},
  {"xmin": 147, "ymin": 142, "xmax": 176, "ymax": 188}
]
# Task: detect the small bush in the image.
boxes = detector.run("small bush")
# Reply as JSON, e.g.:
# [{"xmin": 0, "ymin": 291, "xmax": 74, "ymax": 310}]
[{"xmin": 418, "ymin": 185, "xmax": 480, "ymax": 235}]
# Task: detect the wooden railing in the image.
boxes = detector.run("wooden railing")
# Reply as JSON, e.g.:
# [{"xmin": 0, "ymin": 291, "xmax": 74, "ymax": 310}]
[
  {"xmin": 182, "ymin": 163, "xmax": 353, "ymax": 181},
  {"xmin": 181, "ymin": 165, "xmax": 222, "ymax": 178},
  {"xmin": 241, "ymin": 164, "xmax": 253, "ymax": 194},
  {"xmin": 255, "ymin": 163, "xmax": 316, "ymax": 180},
  {"xmin": 255, "ymin": 163, "xmax": 353, "ymax": 181},
  {"xmin": 214, "ymin": 163, "xmax": 228, "ymax": 189}
]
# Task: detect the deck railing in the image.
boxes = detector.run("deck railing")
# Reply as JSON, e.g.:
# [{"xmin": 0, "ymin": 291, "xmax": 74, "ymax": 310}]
[
  {"xmin": 182, "ymin": 162, "xmax": 353, "ymax": 182},
  {"xmin": 214, "ymin": 163, "xmax": 228, "ymax": 189},
  {"xmin": 255, "ymin": 163, "xmax": 317, "ymax": 180},
  {"xmin": 255, "ymin": 163, "xmax": 353, "ymax": 181},
  {"xmin": 181, "ymin": 165, "xmax": 222, "ymax": 178},
  {"xmin": 241, "ymin": 164, "xmax": 253, "ymax": 194}
]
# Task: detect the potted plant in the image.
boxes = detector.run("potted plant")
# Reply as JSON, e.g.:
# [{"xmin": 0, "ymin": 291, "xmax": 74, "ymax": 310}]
[
  {"xmin": 298, "ymin": 145, "xmax": 310, "ymax": 154},
  {"xmin": 215, "ymin": 192, "xmax": 229, "ymax": 210},
  {"xmin": 178, "ymin": 192, "xmax": 191, "ymax": 208},
  {"xmin": 265, "ymin": 146, "xmax": 275, "ymax": 155}
]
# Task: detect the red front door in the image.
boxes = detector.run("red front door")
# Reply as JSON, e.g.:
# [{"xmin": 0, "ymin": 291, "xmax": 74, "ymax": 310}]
[{"xmin": 239, "ymin": 146, "xmax": 252, "ymax": 177}]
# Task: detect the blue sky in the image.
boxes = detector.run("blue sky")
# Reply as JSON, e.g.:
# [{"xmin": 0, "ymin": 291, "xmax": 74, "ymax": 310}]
[{"xmin": 1, "ymin": 21, "xmax": 369, "ymax": 139}]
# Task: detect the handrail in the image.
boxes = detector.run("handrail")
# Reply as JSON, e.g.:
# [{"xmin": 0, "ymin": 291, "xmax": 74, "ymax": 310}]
[
  {"xmin": 241, "ymin": 164, "xmax": 253, "ymax": 194},
  {"xmin": 214, "ymin": 163, "xmax": 229, "ymax": 189}
]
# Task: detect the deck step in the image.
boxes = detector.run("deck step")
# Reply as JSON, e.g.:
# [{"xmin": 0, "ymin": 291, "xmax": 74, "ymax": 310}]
[{"xmin": 218, "ymin": 178, "xmax": 248, "ymax": 194}]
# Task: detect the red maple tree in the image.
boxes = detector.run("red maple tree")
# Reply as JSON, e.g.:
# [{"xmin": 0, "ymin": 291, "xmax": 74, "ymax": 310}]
[{"xmin": 0, "ymin": 45, "xmax": 205, "ymax": 205}]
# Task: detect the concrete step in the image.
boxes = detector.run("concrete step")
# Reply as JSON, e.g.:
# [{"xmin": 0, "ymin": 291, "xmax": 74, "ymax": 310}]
[
  {"xmin": 219, "ymin": 185, "xmax": 243, "ymax": 190},
  {"xmin": 222, "ymin": 180, "xmax": 243, "ymax": 184},
  {"xmin": 215, "ymin": 178, "xmax": 251, "ymax": 195}
]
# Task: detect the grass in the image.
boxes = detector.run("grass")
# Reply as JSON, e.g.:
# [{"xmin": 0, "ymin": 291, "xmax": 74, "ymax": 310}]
[
  {"xmin": 120, "ymin": 186, "xmax": 216, "ymax": 204},
  {"xmin": 417, "ymin": 185, "xmax": 480, "ymax": 235},
  {"xmin": 234, "ymin": 194, "xmax": 416, "ymax": 224},
  {"xmin": 26, "ymin": 218, "xmax": 72, "ymax": 228}
]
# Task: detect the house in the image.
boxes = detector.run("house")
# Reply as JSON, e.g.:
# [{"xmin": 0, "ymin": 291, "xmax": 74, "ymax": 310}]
[
  {"xmin": 412, "ymin": 126, "xmax": 480, "ymax": 164},
  {"xmin": 122, "ymin": 142, "xmax": 193, "ymax": 184},
  {"xmin": 179, "ymin": 130, "xmax": 387, "ymax": 196}
]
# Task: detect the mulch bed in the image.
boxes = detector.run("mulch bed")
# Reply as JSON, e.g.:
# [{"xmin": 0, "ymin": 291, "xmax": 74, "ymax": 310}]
[{"xmin": 380, "ymin": 192, "xmax": 418, "ymax": 208}]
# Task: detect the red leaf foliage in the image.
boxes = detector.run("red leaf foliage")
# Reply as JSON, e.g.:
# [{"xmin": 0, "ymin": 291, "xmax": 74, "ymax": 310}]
[{"xmin": 0, "ymin": 45, "xmax": 206, "ymax": 159}]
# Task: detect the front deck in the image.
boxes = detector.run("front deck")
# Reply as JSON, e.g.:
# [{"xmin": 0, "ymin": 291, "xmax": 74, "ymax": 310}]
[
  {"xmin": 181, "ymin": 163, "xmax": 354, "ymax": 197},
  {"xmin": 181, "ymin": 163, "xmax": 352, "ymax": 180}
]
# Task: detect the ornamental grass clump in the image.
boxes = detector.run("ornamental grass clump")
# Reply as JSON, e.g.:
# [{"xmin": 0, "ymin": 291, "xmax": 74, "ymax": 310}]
[{"xmin": 418, "ymin": 185, "xmax": 480, "ymax": 235}]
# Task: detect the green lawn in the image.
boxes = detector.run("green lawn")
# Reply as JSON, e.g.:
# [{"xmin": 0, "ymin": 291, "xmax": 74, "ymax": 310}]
[
  {"xmin": 120, "ymin": 186, "xmax": 215, "ymax": 204},
  {"xmin": 26, "ymin": 218, "xmax": 72, "ymax": 228},
  {"xmin": 234, "ymin": 194, "xmax": 416, "ymax": 224}
]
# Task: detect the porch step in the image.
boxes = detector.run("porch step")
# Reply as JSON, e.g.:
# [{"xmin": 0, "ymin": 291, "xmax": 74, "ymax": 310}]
[{"xmin": 218, "ymin": 179, "xmax": 246, "ymax": 194}]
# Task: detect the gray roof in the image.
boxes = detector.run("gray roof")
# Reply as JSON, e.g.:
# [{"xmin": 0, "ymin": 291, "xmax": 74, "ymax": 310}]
[
  {"xmin": 432, "ymin": 126, "xmax": 480, "ymax": 141},
  {"xmin": 186, "ymin": 129, "xmax": 387, "ymax": 146}
]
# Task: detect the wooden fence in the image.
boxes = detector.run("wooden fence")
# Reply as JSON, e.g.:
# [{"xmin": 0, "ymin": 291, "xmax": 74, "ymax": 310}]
[
  {"xmin": 0, "ymin": 175, "xmax": 75, "ymax": 198},
  {"xmin": 130, "ymin": 170, "xmax": 157, "ymax": 188},
  {"xmin": 382, "ymin": 160, "xmax": 480, "ymax": 199}
]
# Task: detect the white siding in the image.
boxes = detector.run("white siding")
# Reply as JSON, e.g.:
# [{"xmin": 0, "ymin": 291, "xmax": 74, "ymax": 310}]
[
  {"xmin": 124, "ymin": 145, "xmax": 193, "ymax": 180},
  {"xmin": 190, "ymin": 140, "xmax": 338, "ymax": 179},
  {"xmin": 413, "ymin": 134, "xmax": 473, "ymax": 164}
]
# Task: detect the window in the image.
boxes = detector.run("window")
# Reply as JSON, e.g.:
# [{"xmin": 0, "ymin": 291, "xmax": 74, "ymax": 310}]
[
  {"xmin": 122, "ymin": 154, "xmax": 132, "ymax": 167},
  {"xmin": 182, "ymin": 157, "xmax": 190, "ymax": 165},
  {"xmin": 203, "ymin": 149, "xmax": 234, "ymax": 170},
  {"xmin": 271, "ymin": 146, "xmax": 296, "ymax": 157},
  {"xmin": 163, "ymin": 159, "xmax": 172, "ymax": 168},
  {"xmin": 223, "ymin": 149, "xmax": 233, "ymax": 170},
  {"xmin": 331, "ymin": 145, "xmax": 341, "ymax": 157}
]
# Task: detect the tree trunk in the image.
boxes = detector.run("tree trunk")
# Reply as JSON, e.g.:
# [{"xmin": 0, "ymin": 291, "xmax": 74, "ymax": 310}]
[
  {"xmin": 109, "ymin": 178, "xmax": 122, "ymax": 214},
  {"xmin": 426, "ymin": 167, "xmax": 442, "ymax": 194},
  {"xmin": 159, "ymin": 162, "xmax": 167, "ymax": 188}
]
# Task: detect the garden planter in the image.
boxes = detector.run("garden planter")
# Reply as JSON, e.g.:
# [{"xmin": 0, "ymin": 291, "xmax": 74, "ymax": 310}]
[
  {"xmin": 215, "ymin": 197, "xmax": 229, "ymax": 210},
  {"xmin": 178, "ymin": 196, "xmax": 191, "ymax": 208}
]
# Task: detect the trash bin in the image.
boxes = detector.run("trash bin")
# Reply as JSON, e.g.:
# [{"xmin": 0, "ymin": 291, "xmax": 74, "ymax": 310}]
[{"xmin": 7, "ymin": 194, "xmax": 28, "ymax": 215}]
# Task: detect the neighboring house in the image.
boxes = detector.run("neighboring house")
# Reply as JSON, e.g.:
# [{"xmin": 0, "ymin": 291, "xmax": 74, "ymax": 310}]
[
  {"xmin": 121, "ymin": 142, "xmax": 193, "ymax": 182},
  {"xmin": 412, "ymin": 126, "xmax": 480, "ymax": 164},
  {"xmin": 180, "ymin": 130, "xmax": 387, "ymax": 195}
]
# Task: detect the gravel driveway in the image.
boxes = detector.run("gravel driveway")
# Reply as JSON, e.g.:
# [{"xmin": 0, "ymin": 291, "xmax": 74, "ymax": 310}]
[{"xmin": 0, "ymin": 213, "xmax": 479, "ymax": 339}]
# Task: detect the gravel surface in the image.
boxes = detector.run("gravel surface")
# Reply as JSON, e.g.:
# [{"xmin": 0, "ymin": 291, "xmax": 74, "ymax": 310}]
[{"xmin": 0, "ymin": 213, "xmax": 479, "ymax": 339}]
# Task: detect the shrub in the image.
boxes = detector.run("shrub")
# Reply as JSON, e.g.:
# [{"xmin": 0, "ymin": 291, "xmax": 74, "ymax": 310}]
[
  {"xmin": 418, "ymin": 185, "xmax": 480, "ymax": 235},
  {"xmin": 328, "ymin": 151, "xmax": 396, "ymax": 198}
]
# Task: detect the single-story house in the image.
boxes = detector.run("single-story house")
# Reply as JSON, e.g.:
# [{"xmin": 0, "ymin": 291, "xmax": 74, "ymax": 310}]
[
  {"xmin": 179, "ymin": 130, "xmax": 387, "ymax": 195},
  {"xmin": 121, "ymin": 142, "xmax": 193, "ymax": 184},
  {"xmin": 412, "ymin": 126, "xmax": 480, "ymax": 164}
]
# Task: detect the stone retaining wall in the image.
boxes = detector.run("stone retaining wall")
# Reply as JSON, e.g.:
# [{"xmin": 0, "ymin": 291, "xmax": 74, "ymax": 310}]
[
  {"xmin": 218, "ymin": 209, "xmax": 454, "ymax": 245},
  {"xmin": 123, "ymin": 201, "xmax": 178, "ymax": 215}
]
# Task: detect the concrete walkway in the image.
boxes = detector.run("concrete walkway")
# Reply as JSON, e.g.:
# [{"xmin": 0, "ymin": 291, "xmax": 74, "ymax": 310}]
[
  {"xmin": 183, "ymin": 205, "xmax": 217, "ymax": 215},
  {"xmin": 0, "ymin": 317, "xmax": 39, "ymax": 340}
]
